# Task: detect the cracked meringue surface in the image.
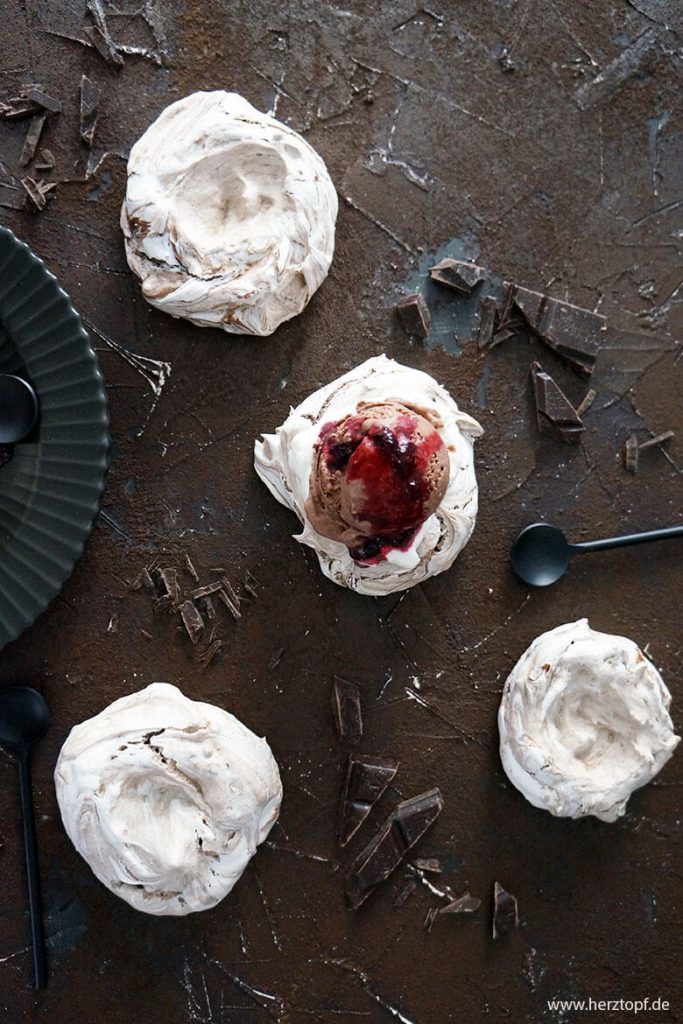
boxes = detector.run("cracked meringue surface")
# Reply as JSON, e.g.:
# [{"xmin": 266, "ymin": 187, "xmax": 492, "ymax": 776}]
[
  {"xmin": 254, "ymin": 354, "xmax": 483, "ymax": 595},
  {"xmin": 121, "ymin": 91, "xmax": 337, "ymax": 335},
  {"xmin": 54, "ymin": 683, "xmax": 282, "ymax": 915},
  {"xmin": 498, "ymin": 619, "xmax": 679, "ymax": 822}
]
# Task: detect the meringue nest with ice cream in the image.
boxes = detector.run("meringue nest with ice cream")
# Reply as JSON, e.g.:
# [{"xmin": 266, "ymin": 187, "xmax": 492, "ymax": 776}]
[
  {"xmin": 121, "ymin": 91, "xmax": 338, "ymax": 335},
  {"xmin": 498, "ymin": 619, "xmax": 679, "ymax": 822},
  {"xmin": 54, "ymin": 683, "xmax": 282, "ymax": 915}
]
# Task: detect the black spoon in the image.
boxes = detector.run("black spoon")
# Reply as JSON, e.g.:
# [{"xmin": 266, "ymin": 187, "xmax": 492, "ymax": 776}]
[
  {"xmin": 0, "ymin": 687, "xmax": 50, "ymax": 990},
  {"xmin": 511, "ymin": 521, "xmax": 683, "ymax": 587},
  {"xmin": 0, "ymin": 374, "xmax": 39, "ymax": 444}
]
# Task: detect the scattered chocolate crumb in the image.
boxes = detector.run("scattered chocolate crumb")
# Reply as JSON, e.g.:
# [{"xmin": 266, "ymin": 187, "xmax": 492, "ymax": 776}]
[
  {"xmin": 179, "ymin": 600, "xmax": 204, "ymax": 645},
  {"xmin": 80, "ymin": 75, "xmax": 100, "ymax": 147},
  {"xmin": 575, "ymin": 388, "xmax": 597, "ymax": 417},
  {"xmin": 440, "ymin": 892, "xmax": 481, "ymax": 915},
  {"xmin": 492, "ymin": 881, "xmax": 519, "ymax": 938},
  {"xmin": 624, "ymin": 434, "xmax": 639, "ymax": 473},
  {"xmin": 184, "ymin": 553, "xmax": 199, "ymax": 581},
  {"xmin": 396, "ymin": 292, "xmax": 430, "ymax": 339},
  {"xmin": 413, "ymin": 858, "xmax": 442, "ymax": 874},
  {"xmin": 477, "ymin": 297, "xmax": 498, "ymax": 348},
  {"xmin": 0, "ymin": 184, "xmax": 26, "ymax": 210},
  {"xmin": 140, "ymin": 629, "xmax": 154, "ymax": 640},
  {"xmin": 429, "ymin": 258, "xmax": 486, "ymax": 294},
  {"xmin": 345, "ymin": 788, "xmax": 444, "ymax": 909},
  {"xmin": 106, "ymin": 613, "xmax": 119, "ymax": 634},
  {"xmin": 22, "ymin": 86, "xmax": 62, "ymax": 113},
  {"xmin": 513, "ymin": 285, "xmax": 606, "ymax": 377},
  {"xmin": 19, "ymin": 113, "xmax": 47, "ymax": 166},
  {"xmin": 332, "ymin": 678, "xmax": 363, "ymax": 745},
  {"xmin": 531, "ymin": 361, "xmax": 585, "ymax": 443},
  {"xmin": 394, "ymin": 876, "xmax": 418, "ymax": 908},
  {"xmin": 338, "ymin": 753, "xmax": 399, "ymax": 847}
]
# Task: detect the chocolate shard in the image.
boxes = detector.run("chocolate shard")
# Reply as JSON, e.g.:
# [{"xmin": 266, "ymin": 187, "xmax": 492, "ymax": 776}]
[
  {"xmin": 184, "ymin": 552, "xmax": 199, "ymax": 581},
  {"xmin": 332, "ymin": 678, "xmax": 363, "ymax": 745},
  {"xmin": 531, "ymin": 361, "xmax": 585, "ymax": 443},
  {"xmin": 477, "ymin": 296, "xmax": 497, "ymax": 348},
  {"xmin": 22, "ymin": 86, "xmax": 62, "ymax": 113},
  {"xmin": 218, "ymin": 587, "xmax": 241, "ymax": 620},
  {"xmin": 84, "ymin": 23, "xmax": 125, "ymax": 68},
  {"xmin": 429, "ymin": 258, "xmax": 486, "ymax": 293},
  {"xmin": 394, "ymin": 875, "xmax": 417, "ymax": 907},
  {"xmin": 34, "ymin": 148, "xmax": 56, "ymax": 171},
  {"xmin": 440, "ymin": 891, "xmax": 481, "ymax": 915},
  {"xmin": 158, "ymin": 567, "xmax": 180, "ymax": 608},
  {"xmin": 191, "ymin": 582, "xmax": 224, "ymax": 599},
  {"xmin": 0, "ymin": 97, "xmax": 43, "ymax": 121},
  {"xmin": 396, "ymin": 292, "xmax": 430, "ymax": 339},
  {"xmin": 512, "ymin": 284, "xmax": 606, "ymax": 377},
  {"xmin": 80, "ymin": 75, "xmax": 100, "ymax": 147},
  {"xmin": 338, "ymin": 753, "xmax": 399, "ymax": 847},
  {"xmin": 639, "ymin": 430, "xmax": 674, "ymax": 450},
  {"xmin": 19, "ymin": 112, "xmax": 47, "ymax": 166},
  {"xmin": 492, "ymin": 881, "xmax": 519, "ymax": 938},
  {"xmin": 131, "ymin": 566, "xmax": 155, "ymax": 590},
  {"xmin": 20, "ymin": 176, "xmax": 48, "ymax": 211},
  {"xmin": 196, "ymin": 639, "xmax": 224, "ymax": 668},
  {"xmin": 0, "ymin": 184, "xmax": 27, "ymax": 210},
  {"xmin": 413, "ymin": 857, "xmax": 442, "ymax": 874},
  {"xmin": 575, "ymin": 387, "xmax": 597, "ymax": 417},
  {"xmin": 179, "ymin": 600, "xmax": 204, "ymax": 645},
  {"xmin": 624, "ymin": 434, "xmax": 639, "ymax": 473},
  {"xmin": 345, "ymin": 787, "xmax": 444, "ymax": 909}
]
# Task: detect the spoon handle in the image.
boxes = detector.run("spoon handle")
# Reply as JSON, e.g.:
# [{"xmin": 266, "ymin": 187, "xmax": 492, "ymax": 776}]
[
  {"xmin": 572, "ymin": 524, "xmax": 683, "ymax": 553},
  {"xmin": 17, "ymin": 753, "xmax": 47, "ymax": 990}
]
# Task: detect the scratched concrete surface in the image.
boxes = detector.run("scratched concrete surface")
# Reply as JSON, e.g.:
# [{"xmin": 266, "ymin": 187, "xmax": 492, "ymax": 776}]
[{"xmin": 0, "ymin": 1, "xmax": 682, "ymax": 1021}]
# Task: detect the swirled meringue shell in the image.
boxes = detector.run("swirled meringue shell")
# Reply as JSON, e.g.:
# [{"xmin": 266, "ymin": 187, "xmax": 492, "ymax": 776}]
[
  {"xmin": 254, "ymin": 354, "xmax": 483, "ymax": 595},
  {"xmin": 121, "ymin": 91, "xmax": 337, "ymax": 335},
  {"xmin": 498, "ymin": 619, "xmax": 680, "ymax": 822},
  {"xmin": 54, "ymin": 683, "xmax": 282, "ymax": 915}
]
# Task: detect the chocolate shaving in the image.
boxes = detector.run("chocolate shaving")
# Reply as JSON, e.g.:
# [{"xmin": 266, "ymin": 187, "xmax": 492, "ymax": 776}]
[
  {"xmin": 191, "ymin": 582, "xmax": 224, "ymax": 599},
  {"xmin": 339, "ymin": 753, "xmax": 399, "ymax": 847},
  {"xmin": 429, "ymin": 258, "xmax": 486, "ymax": 293},
  {"xmin": 158, "ymin": 567, "xmax": 181, "ymax": 608},
  {"xmin": 424, "ymin": 907, "xmax": 439, "ymax": 932},
  {"xmin": 130, "ymin": 566, "xmax": 155, "ymax": 590},
  {"xmin": 440, "ymin": 892, "xmax": 481, "ymax": 915},
  {"xmin": 575, "ymin": 388, "xmax": 597, "ymax": 417},
  {"xmin": 20, "ymin": 176, "xmax": 54, "ymax": 211},
  {"xmin": 184, "ymin": 553, "xmax": 199, "ymax": 582},
  {"xmin": 83, "ymin": 23, "xmax": 125, "ymax": 68},
  {"xmin": 179, "ymin": 600, "xmax": 204, "ymax": 645},
  {"xmin": 268, "ymin": 646, "xmax": 285, "ymax": 670},
  {"xmin": 639, "ymin": 430, "xmax": 674, "ymax": 450},
  {"xmin": 531, "ymin": 361, "xmax": 585, "ymax": 443},
  {"xmin": 345, "ymin": 788, "xmax": 444, "ymax": 909},
  {"xmin": 22, "ymin": 86, "xmax": 62, "ymax": 113},
  {"xmin": 413, "ymin": 858, "xmax": 441, "ymax": 874},
  {"xmin": 202, "ymin": 595, "xmax": 216, "ymax": 620},
  {"xmin": 80, "ymin": 75, "xmax": 100, "ymax": 147},
  {"xmin": 34, "ymin": 148, "xmax": 55, "ymax": 171},
  {"xmin": 0, "ymin": 184, "xmax": 27, "ymax": 210},
  {"xmin": 218, "ymin": 588, "xmax": 241, "ymax": 620},
  {"xmin": 492, "ymin": 881, "xmax": 519, "ymax": 938},
  {"xmin": 19, "ymin": 112, "xmax": 47, "ymax": 166},
  {"xmin": 512, "ymin": 285, "xmax": 606, "ymax": 377},
  {"xmin": 243, "ymin": 570, "xmax": 258, "ymax": 597},
  {"xmin": 624, "ymin": 434, "xmax": 639, "ymax": 473},
  {"xmin": 332, "ymin": 679, "xmax": 363, "ymax": 745},
  {"xmin": 396, "ymin": 293, "xmax": 430, "ymax": 339},
  {"xmin": 196, "ymin": 639, "xmax": 224, "ymax": 668},
  {"xmin": 0, "ymin": 98, "xmax": 43, "ymax": 121},
  {"xmin": 477, "ymin": 297, "xmax": 497, "ymax": 348}
]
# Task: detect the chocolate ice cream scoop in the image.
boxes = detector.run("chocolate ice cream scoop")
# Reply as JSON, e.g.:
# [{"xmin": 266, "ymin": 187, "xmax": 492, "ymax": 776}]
[{"xmin": 305, "ymin": 401, "xmax": 450, "ymax": 564}]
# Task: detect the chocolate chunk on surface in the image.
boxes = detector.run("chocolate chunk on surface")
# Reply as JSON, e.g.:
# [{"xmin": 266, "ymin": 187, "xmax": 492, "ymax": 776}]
[
  {"xmin": 531, "ymin": 361, "xmax": 585, "ymax": 443},
  {"xmin": 179, "ymin": 600, "xmax": 204, "ymax": 644},
  {"xmin": 80, "ymin": 75, "xmax": 100, "ymax": 147},
  {"xmin": 19, "ymin": 112, "xmax": 47, "ymax": 166},
  {"xmin": 492, "ymin": 881, "xmax": 519, "ymax": 938},
  {"xmin": 332, "ymin": 678, "xmax": 363, "ymax": 745},
  {"xmin": 513, "ymin": 285, "xmax": 605, "ymax": 377},
  {"xmin": 396, "ymin": 292, "xmax": 430, "ymax": 338},
  {"xmin": 22, "ymin": 86, "xmax": 62, "ymax": 113},
  {"xmin": 429, "ymin": 258, "xmax": 486, "ymax": 293},
  {"xmin": 477, "ymin": 296, "xmax": 498, "ymax": 348},
  {"xmin": 338, "ymin": 753, "xmax": 399, "ymax": 847},
  {"xmin": 440, "ymin": 892, "xmax": 481, "ymax": 914},
  {"xmin": 345, "ymin": 787, "xmax": 444, "ymax": 908}
]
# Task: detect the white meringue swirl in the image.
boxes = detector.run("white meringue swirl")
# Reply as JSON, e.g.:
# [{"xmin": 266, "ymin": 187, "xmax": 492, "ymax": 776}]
[
  {"xmin": 121, "ymin": 91, "xmax": 337, "ymax": 335},
  {"xmin": 498, "ymin": 619, "xmax": 679, "ymax": 822},
  {"xmin": 254, "ymin": 354, "xmax": 483, "ymax": 595},
  {"xmin": 54, "ymin": 683, "xmax": 282, "ymax": 915}
]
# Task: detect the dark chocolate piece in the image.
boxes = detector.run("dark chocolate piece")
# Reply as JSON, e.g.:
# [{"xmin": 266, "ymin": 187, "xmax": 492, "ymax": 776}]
[
  {"xmin": 84, "ymin": 23, "xmax": 125, "ymax": 68},
  {"xmin": 158, "ymin": 567, "xmax": 181, "ymax": 608},
  {"xmin": 22, "ymin": 86, "xmax": 62, "ymax": 113},
  {"xmin": 179, "ymin": 600, "xmax": 204, "ymax": 644},
  {"xmin": 531, "ymin": 362, "xmax": 585, "ymax": 443},
  {"xmin": 243, "ymin": 570, "xmax": 258, "ymax": 597},
  {"xmin": 512, "ymin": 285, "xmax": 606, "ymax": 377},
  {"xmin": 345, "ymin": 788, "xmax": 444, "ymax": 909},
  {"xmin": 477, "ymin": 296, "xmax": 498, "ymax": 348},
  {"xmin": 202, "ymin": 595, "xmax": 216, "ymax": 621},
  {"xmin": 0, "ymin": 185, "xmax": 27, "ymax": 210},
  {"xmin": 0, "ymin": 97, "xmax": 43, "ymax": 121},
  {"xmin": 413, "ymin": 857, "xmax": 442, "ymax": 874},
  {"xmin": 191, "ymin": 582, "xmax": 224, "ymax": 599},
  {"xmin": 218, "ymin": 587, "xmax": 241, "ymax": 620},
  {"xmin": 338, "ymin": 753, "xmax": 399, "ymax": 847},
  {"xmin": 429, "ymin": 258, "xmax": 486, "ymax": 293},
  {"xmin": 396, "ymin": 293, "xmax": 430, "ymax": 339},
  {"xmin": 80, "ymin": 75, "xmax": 100, "ymax": 147},
  {"xmin": 0, "ymin": 444, "xmax": 14, "ymax": 468},
  {"xmin": 492, "ymin": 881, "xmax": 519, "ymax": 938},
  {"xmin": 624, "ymin": 434, "xmax": 639, "ymax": 473},
  {"xmin": 575, "ymin": 387, "xmax": 597, "ymax": 417},
  {"xmin": 131, "ymin": 566, "xmax": 155, "ymax": 590},
  {"xmin": 20, "ymin": 176, "xmax": 54, "ymax": 211},
  {"xmin": 184, "ymin": 553, "xmax": 199, "ymax": 581},
  {"xmin": 332, "ymin": 678, "xmax": 363, "ymax": 745},
  {"xmin": 440, "ymin": 891, "xmax": 481, "ymax": 914},
  {"xmin": 196, "ymin": 639, "xmax": 224, "ymax": 668},
  {"xmin": 19, "ymin": 112, "xmax": 47, "ymax": 166},
  {"xmin": 34, "ymin": 148, "xmax": 55, "ymax": 171},
  {"xmin": 639, "ymin": 430, "xmax": 674, "ymax": 450}
]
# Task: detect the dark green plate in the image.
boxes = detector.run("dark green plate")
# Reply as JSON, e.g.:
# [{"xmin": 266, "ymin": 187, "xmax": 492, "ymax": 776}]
[{"xmin": 0, "ymin": 226, "xmax": 109, "ymax": 650}]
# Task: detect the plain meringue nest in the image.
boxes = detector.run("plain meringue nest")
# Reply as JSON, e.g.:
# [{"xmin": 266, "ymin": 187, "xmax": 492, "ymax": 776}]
[
  {"xmin": 498, "ymin": 619, "xmax": 680, "ymax": 822},
  {"xmin": 54, "ymin": 683, "xmax": 282, "ymax": 915},
  {"xmin": 121, "ymin": 91, "xmax": 338, "ymax": 335},
  {"xmin": 254, "ymin": 354, "xmax": 483, "ymax": 595}
]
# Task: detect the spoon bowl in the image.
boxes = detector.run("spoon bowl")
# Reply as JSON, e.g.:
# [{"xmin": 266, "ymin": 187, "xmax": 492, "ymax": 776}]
[
  {"xmin": 0, "ymin": 686, "xmax": 50, "ymax": 753},
  {"xmin": 511, "ymin": 523, "xmax": 570, "ymax": 586}
]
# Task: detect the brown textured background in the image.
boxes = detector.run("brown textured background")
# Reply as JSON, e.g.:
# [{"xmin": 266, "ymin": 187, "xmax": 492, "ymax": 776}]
[{"xmin": 0, "ymin": 2, "xmax": 682, "ymax": 1021}]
